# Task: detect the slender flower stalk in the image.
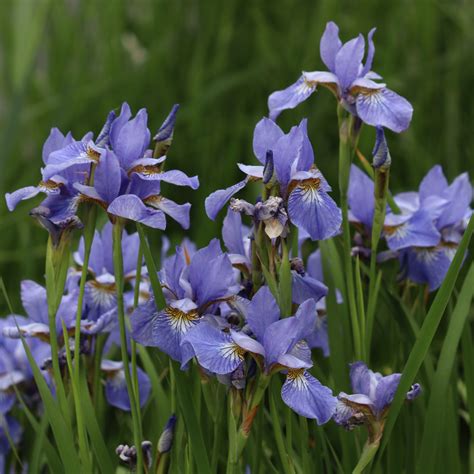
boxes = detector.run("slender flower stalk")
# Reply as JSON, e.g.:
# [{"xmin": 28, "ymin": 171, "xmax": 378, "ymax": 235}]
[
  {"xmin": 44, "ymin": 234, "xmax": 72, "ymax": 419},
  {"xmin": 112, "ymin": 222, "xmax": 144, "ymax": 474},
  {"xmin": 337, "ymin": 105, "xmax": 362, "ymax": 359}
]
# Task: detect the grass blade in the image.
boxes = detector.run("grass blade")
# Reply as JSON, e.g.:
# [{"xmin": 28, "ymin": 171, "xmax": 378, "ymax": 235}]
[
  {"xmin": 417, "ymin": 262, "xmax": 474, "ymax": 471},
  {"xmin": 378, "ymin": 214, "xmax": 474, "ymax": 458}
]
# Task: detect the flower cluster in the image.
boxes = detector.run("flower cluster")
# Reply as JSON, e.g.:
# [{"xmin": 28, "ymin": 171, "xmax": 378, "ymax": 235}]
[
  {"xmin": 349, "ymin": 163, "xmax": 472, "ymax": 290},
  {"xmin": 2, "ymin": 18, "xmax": 472, "ymax": 473},
  {"xmin": 6, "ymin": 102, "xmax": 198, "ymax": 242}
]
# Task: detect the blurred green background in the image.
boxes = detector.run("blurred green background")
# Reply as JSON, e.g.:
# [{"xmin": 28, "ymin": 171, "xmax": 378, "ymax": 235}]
[{"xmin": 1, "ymin": 0, "xmax": 473, "ymax": 311}]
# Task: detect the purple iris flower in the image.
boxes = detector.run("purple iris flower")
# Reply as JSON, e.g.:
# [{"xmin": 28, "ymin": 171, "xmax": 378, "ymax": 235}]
[
  {"xmin": 130, "ymin": 239, "xmax": 240, "ymax": 366},
  {"xmin": 74, "ymin": 103, "xmax": 198, "ymax": 230},
  {"xmin": 100, "ymin": 359, "xmax": 151, "ymax": 411},
  {"xmin": 182, "ymin": 286, "xmax": 336, "ymax": 423},
  {"xmin": 348, "ymin": 164, "xmax": 442, "ymax": 253},
  {"xmin": 268, "ymin": 21, "xmax": 413, "ymax": 133},
  {"xmin": 206, "ymin": 118, "xmax": 341, "ymax": 241},
  {"xmin": 334, "ymin": 361, "xmax": 421, "ymax": 432},
  {"xmin": 388, "ymin": 166, "xmax": 471, "ymax": 290}
]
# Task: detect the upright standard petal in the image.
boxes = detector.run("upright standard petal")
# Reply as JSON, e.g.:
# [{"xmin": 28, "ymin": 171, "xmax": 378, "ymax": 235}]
[
  {"xmin": 268, "ymin": 76, "xmax": 317, "ymax": 121},
  {"xmin": 319, "ymin": 21, "xmax": 342, "ymax": 72},
  {"xmin": 292, "ymin": 273, "xmax": 328, "ymax": 304},
  {"xmin": 418, "ymin": 165, "xmax": 448, "ymax": 202},
  {"xmin": 334, "ymin": 34, "xmax": 365, "ymax": 91},
  {"xmin": 108, "ymin": 195, "xmax": 166, "ymax": 229},
  {"xmin": 288, "ymin": 178, "xmax": 342, "ymax": 240},
  {"xmin": 355, "ymin": 87, "xmax": 413, "ymax": 133},
  {"xmin": 373, "ymin": 373, "xmax": 401, "ymax": 416},
  {"xmin": 252, "ymin": 117, "xmax": 284, "ymax": 164},
  {"xmin": 188, "ymin": 240, "xmax": 236, "ymax": 306},
  {"xmin": 94, "ymin": 149, "xmax": 122, "ymax": 204},
  {"xmin": 437, "ymin": 173, "xmax": 472, "ymax": 229},
  {"xmin": 42, "ymin": 128, "xmax": 73, "ymax": 164},
  {"xmin": 245, "ymin": 286, "xmax": 280, "ymax": 342},
  {"xmin": 112, "ymin": 108, "xmax": 150, "ymax": 170},
  {"xmin": 205, "ymin": 179, "xmax": 248, "ymax": 220},
  {"xmin": 281, "ymin": 369, "xmax": 336, "ymax": 423}
]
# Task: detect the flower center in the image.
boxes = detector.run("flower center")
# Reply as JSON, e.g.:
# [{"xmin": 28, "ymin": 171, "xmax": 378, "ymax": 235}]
[{"xmin": 165, "ymin": 306, "xmax": 199, "ymax": 333}]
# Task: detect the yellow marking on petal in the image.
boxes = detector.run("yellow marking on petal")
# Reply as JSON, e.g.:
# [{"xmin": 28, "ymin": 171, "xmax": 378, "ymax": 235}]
[
  {"xmin": 128, "ymin": 164, "xmax": 162, "ymax": 176},
  {"xmin": 87, "ymin": 146, "xmax": 101, "ymax": 162},
  {"xmin": 165, "ymin": 306, "xmax": 199, "ymax": 333}
]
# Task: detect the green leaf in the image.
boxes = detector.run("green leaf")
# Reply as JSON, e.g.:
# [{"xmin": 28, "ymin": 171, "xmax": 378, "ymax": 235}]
[
  {"xmin": 378, "ymin": 214, "xmax": 474, "ymax": 458},
  {"xmin": 16, "ymin": 330, "xmax": 79, "ymax": 473},
  {"xmin": 278, "ymin": 239, "xmax": 292, "ymax": 316},
  {"xmin": 172, "ymin": 363, "xmax": 211, "ymax": 474},
  {"xmin": 417, "ymin": 262, "xmax": 474, "ymax": 471}
]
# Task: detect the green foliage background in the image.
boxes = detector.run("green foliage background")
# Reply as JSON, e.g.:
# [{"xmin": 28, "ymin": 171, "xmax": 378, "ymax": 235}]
[{"xmin": 1, "ymin": 0, "xmax": 473, "ymax": 311}]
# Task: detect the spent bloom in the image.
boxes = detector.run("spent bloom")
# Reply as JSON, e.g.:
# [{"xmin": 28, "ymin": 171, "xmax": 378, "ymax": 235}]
[{"xmin": 268, "ymin": 21, "xmax": 413, "ymax": 133}]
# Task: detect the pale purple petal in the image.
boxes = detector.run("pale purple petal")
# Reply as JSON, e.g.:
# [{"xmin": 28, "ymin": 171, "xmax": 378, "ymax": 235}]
[
  {"xmin": 288, "ymin": 182, "xmax": 342, "ymax": 240},
  {"xmin": 157, "ymin": 170, "xmax": 199, "ymax": 190},
  {"xmin": 42, "ymin": 128, "xmax": 73, "ymax": 164},
  {"xmin": 246, "ymin": 286, "xmax": 280, "ymax": 341},
  {"xmin": 281, "ymin": 371, "xmax": 336, "ymax": 423},
  {"xmin": 94, "ymin": 149, "xmax": 121, "ymax": 203},
  {"xmin": 335, "ymin": 34, "xmax": 365, "ymax": 90},
  {"xmin": 21, "ymin": 280, "xmax": 48, "ymax": 324},
  {"xmin": 130, "ymin": 298, "xmax": 199, "ymax": 363},
  {"xmin": 373, "ymin": 373, "xmax": 401, "ymax": 415},
  {"xmin": 268, "ymin": 76, "xmax": 317, "ymax": 121},
  {"xmin": 182, "ymin": 323, "xmax": 244, "ymax": 374},
  {"xmin": 237, "ymin": 163, "xmax": 264, "ymax": 178},
  {"xmin": 112, "ymin": 108, "xmax": 150, "ymax": 170},
  {"xmin": 385, "ymin": 210, "xmax": 440, "ymax": 251},
  {"xmin": 292, "ymin": 273, "xmax": 328, "ymax": 304},
  {"xmin": 230, "ymin": 330, "xmax": 265, "ymax": 356},
  {"xmin": 188, "ymin": 240, "xmax": 236, "ymax": 306},
  {"xmin": 5, "ymin": 186, "xmax": 41, "ymax": 211},
  {"xmin": 319, "ymin": 21, "xmax": 342, "ymax": 72},
  {"xmin": 419, "ymin": 165, "xmax": 448, "ymax": 202},
  {"xmin": 437, "ymin": 172, "xmax": 472, "ymax": 229},
  {"xmin": 355, "ymin": 87, "xmax": 413, "ymax": 133},
  {"xmin": 108, "ymin": 195, "xmax": 166, "ymax": 229},
  {"xmin": 205, "ymin": 179, "xmax": 248, "ymax": 220},
  {"xmin": 149, "ymin": 197, "xmax": 191, "ymax": 229},
  {"xmin": 222, "ymin": 207, "xmax": 246, "ymax": 257},
  {"xmin": 348, "ymin": 165, "xmax": 374, "ymax": 227},
  {"xmin": 350, "ymin": 361, "xmax": 380, "ymax": 400},
  {"xmin": 252, "ymin": 117, "xmax": 284, "ymax": 163},
  {"xmin": 104, "ymin": 363, "xmax": 151, "ymax": 411}
]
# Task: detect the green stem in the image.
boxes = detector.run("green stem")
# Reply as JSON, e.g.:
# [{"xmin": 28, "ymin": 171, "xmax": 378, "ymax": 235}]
[
  {"xmin": 45, "ymin": 235, "xmax": 71, "ymax": 421},
  {"xmin": 269, "ymin": 382, "xmax": 294, "ymax": 474},
  {"xmin": 337, "ymin": 106, "xmax": 361, "ymax": 359},
  {"xmin": 112, "ymin": 222, "xmax": 144, "ymax": 474},
  {"xmin": 353, "ymin": 440, "xmax": 380, "ymax": 474},
  {"xmin": 136, "ymin": 224, "xmax": 167, "ymax": 310},
  {"xmin": 366, "ymin": 167, "xmax": 390, "ymax": 362},
  {"xmin": 132, "ymin": 245, "xmax": 144, "ymax": 416}
]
